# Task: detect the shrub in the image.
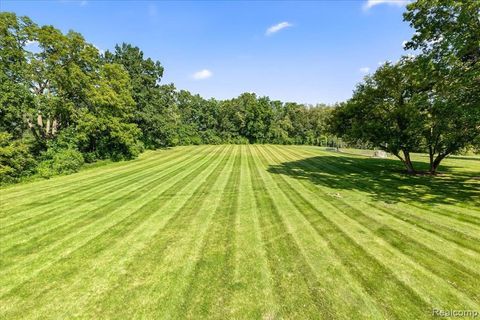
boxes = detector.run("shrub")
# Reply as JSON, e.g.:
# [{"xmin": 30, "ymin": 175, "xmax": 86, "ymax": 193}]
[
  {"xmin": 37, "ymin": 149, "xmax": 84, "ymax": 178},
  {"xmin": 0, "ymin": 132, "xmax": 37, "ymax": 184}
]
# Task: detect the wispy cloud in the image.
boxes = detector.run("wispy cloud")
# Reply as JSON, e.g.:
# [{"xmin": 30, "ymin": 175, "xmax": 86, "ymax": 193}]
[
  {"xmin": 359, "ymin": 67, "xmax": 370, "ymax": 74},
  {"xmin": 265, "ymin": 21, "xmax": 293, "ymax": 36},
  {"xmin": 363, "ymin": 0, "xmax": 410, "ymax": 10},
  {"xmin": 192, "ymin": 69, "xmax": 213, "ymax": 80}
]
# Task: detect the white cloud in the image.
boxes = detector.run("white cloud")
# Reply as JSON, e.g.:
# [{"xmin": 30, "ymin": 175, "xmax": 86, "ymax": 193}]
[
  {"xmin": 265, "ymin": 22, "xmax": 293, "ymax": 36},
  {"xmin": 363, "ymin": 0, "xmax": 410, "ymax": 10},
  {"xmin": 192, "ymin": 69, "xmax": 213, "ymax": 80},
  {"xmin": 359, "ymin": 67, "xmax": 370, "ymax": 74}
]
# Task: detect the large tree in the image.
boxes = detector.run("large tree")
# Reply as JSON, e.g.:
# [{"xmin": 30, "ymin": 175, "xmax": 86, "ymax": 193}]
[
  {"xmin": 104, "ymin": 43, "xmax": 166, "ymax": 148},
  {"xmin": 0, "ymin": 13, "xmax": 35, "ymax": 139},
  {"xmin": 404, "ymin": 0, "xmax": 480, "ymax": 172},
  {"xmin": 330, "ymin": 59, "xmax": 425, "ymax": 173},
  {"xmin": 331, "ymin": 0, "xmax": 480, "ymax": 174}
]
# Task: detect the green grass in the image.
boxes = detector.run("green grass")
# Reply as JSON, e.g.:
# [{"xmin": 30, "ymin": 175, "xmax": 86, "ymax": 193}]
[{"xmin": 1, "ymin": 145, "xmax": 479, "ymax": 319}]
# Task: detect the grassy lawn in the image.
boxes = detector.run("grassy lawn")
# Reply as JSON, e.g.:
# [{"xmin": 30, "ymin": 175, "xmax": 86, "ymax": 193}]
[{"xmin": 1, "ymin": 145, "xmax": 479, "ymax": 319}]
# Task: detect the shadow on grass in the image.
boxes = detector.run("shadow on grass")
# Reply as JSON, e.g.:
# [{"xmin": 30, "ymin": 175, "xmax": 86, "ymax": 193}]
[{"xmin": 267, "ymin": 155, "xmax": 480, "ymax": 205}]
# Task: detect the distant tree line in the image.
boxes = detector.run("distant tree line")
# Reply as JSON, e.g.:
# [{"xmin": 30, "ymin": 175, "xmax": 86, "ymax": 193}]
[
  {"xmin": 1, "ymin": 0, "xmax": 479, "ymax": 183},
  {"xmin": 0, "ymin": 12, "xmax": 334, "ymax": 184}
]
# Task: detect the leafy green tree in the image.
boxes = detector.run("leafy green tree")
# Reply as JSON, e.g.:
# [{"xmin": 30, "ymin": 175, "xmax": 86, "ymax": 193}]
[
  {"xmin": 404, "ymin": 0, "xmax": 480, "ymax": 172},
  {"xmin": 104, "ymin": 43, "xmax": 166, "ymax": 148},
  {"xmin": 330, "ymin": 60, "xmax": 425, "ymax": 173},
  {"xmin": 26, "ymin": 25, "xmax": 101, "ymax": 148},
  {"xmin": 77, "ymin": 63, "xmax": 141, "ymax": 160},
  {"xmin": 0, "ymin": 13, "xmax": 35, "ymax": 139}
]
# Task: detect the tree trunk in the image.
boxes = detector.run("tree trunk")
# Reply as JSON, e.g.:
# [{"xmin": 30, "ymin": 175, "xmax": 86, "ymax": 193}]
[
  {"xmin": 392, "ymin": 150, "xmax": 416, "ymax": 174},
  {"xmin": 429, "ymin": 153, "xmax": 448, "ymax": 174},
  {"xmin": 402, "ymin": 149, "xmax": 416, "ymax": 174},
  {"xmin": 428, "ymin": 146, "xmax": 434, "ymax": 170}
]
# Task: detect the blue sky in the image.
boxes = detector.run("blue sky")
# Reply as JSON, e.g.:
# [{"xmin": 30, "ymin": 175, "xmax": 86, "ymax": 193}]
[{"xmin": 2, "ymin": 0, "xmax": 413, "ymax": 104}]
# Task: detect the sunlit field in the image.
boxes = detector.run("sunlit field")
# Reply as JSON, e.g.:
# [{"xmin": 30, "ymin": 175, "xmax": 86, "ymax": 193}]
[{"xmin": 1, "ymin": 145, "xmax": 479, "ymax": 319}]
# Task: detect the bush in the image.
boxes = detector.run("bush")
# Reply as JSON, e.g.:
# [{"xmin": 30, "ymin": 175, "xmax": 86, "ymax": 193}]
[
  {"xmin": 0, "ymin": 132, "xmax": 38, "ymax": 183},
  {"xmin": 201, "ymin": 130, "xmax": 222, "ymax": 145},
  {"xmin": 37, "ymin": 149, "xmax": 84, "ymax": 178},
  {"xmin": 229, "ymin": 136, "xmax": 250, "ymax": 145},
  {"xmin": 0, "ymin": 132, "xmax": 37, "ymax": 184}
]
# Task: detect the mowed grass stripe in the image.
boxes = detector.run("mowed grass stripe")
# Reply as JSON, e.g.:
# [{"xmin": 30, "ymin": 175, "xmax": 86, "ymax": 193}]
[
  {"xmin": 0, "ymin": 147, "xmax": 192, "ymax": 206},
  {"xmin": 140, "ymin": 146, "xmax": 237, "ymax": 319},
  {"xmin": 322, "ymin": 151, "xmax": 480, "ymax": 226},
  {"xmin": 0, "ymin": 146, "xmax": 203, "ymax": 219},
  {"xmin": 0, "ymin": 147, "xmax": 196, "ymax": 232},
  {"xmin": 275, "ymin": 146, "xmax": 480, "ymax": 259},
  {"xmin": 0, "ymin": 146, "xmax": 223, "ymax": 301},
  {"xmin": 228, "ymin": 145, "xmax": 277, "ymax": 319},
  {"xmin": 49, "ymin": 145, "xmax": 232, "ymax": 319},
  {"xmin": 292, "ymin": 145, "xmax": 480, "ymax": 218},
  {"xmin": 279, "ymin": 146, "xmax": 480, "ymax": 253},
  {"xmin": 247, "ymin": 145, "xmax": 336, "ymax": 319},
  {"xmin": 0, "ymin": 146, "xmax": 231, "ymax": 318},
  {"xmin": 74, "ymin": 145, "xmax": 233, "ymax": 319},
  {"xmin": 0, "ymin": 145, "xmax": 215, "ymax": 258},
  {"xmin": 288, "ymin": 146, "xmax": 480, "ymax": 225},
  {"xmin": 0, "ymin": 146, "xmax": 219, "ymax": 290},
  {"xmin": 252, "ymin": 145, "xmax": 389, "ymax": 320},
  {"xmin": 176, "ymin": 146, "xmax": 242, "ymax": 319},
  {"xmin": 259, "ymin": 145, "xmax": 432, "ymax": 319},
  {"xmin": 0, "ymin": 145, "xmax": 208, "ymax": 237},
  {"xmin": 268, "ymin": 145, "xmax": 480, "ymax": 309},
  {"xmin": 1, "ymin": 144, "xmax": 478, "ymax": 319}
]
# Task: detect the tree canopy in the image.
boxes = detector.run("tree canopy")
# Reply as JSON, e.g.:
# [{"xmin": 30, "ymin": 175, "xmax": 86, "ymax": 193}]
[
  {"xmin": 1, "ymin": 0, "xmax": 479, "ymax": 183},
  {"xmin": 330, "ymin": 0, "xmax": 480, "ymax": 173},
  {"xmin": 0, "ymin": 12, "xmax": 333, "ymax": 183}
]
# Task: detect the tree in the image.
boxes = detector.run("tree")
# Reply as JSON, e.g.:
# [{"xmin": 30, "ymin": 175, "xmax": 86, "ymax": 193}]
[
  {"xmin": 26, "ymin": 26, "xmax": 101, "ymax": 149},
  {"xmin": 332, "ymin": 0, "xmax": 479, "ymax": 174},
  {"xmin": 104, "ymin": 43, "xmax": 165, "ymax": 148},
  {"xmin": 77, "ymin": 63, "xmax": 142, "ymax": 160},
  {"xmin": 0, "ymin": 13, "xmax": 35, "ymax": 139},
  {"xmin": 404, "ymin": 0, "xmax": 480, "ymax": 173},
  {"xmin": 330, "ymin": 60, "xmax": 425, "ymax": 173},
  {"xmin": 1, "ymin": 12, "xmax": 340, "ymax": 183}
]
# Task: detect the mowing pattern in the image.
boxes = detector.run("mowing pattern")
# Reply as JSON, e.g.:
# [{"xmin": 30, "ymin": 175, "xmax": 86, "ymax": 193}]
[{"xmin": 1, "ymin": 145, "xmax": 479, "ymax": 319}]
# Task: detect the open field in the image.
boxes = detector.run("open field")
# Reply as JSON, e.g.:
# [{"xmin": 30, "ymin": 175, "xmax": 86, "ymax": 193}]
[{"xmin": 1, "ymin": 145, "xmax": 479, "ymax": 319}]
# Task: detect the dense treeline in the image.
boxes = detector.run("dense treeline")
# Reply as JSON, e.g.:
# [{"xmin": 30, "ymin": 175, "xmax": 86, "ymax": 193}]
[
  {"xmin": 0, "ymin": 12, "xmax": 333, "ymax": 184},
  {"xmin": 2, "ymin": 0, "xmax": 479, "ymax": 183}
]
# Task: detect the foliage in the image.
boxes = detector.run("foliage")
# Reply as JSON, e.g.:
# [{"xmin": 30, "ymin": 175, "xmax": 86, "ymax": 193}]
[
  {"xmin": 404, "ymin": 0, "xmax": 480, "ymax": 172},
  {"xmin": 37, "ymin": 148, "xmax": 84, "ymax": 178},
  {"xmin": 330, "ymin": 0, "xmax": 480, "ymax": 173},
  {"xmin": 330, "ymin": 59, "xmax": 426, "ymax": 172},
  {"xmin": 0, "ymin": 132, "xmax": 36, "ymax": 183},
  {"xmin": 3, "ymin": 0, "xmax": 478, "ymax": 183}
]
